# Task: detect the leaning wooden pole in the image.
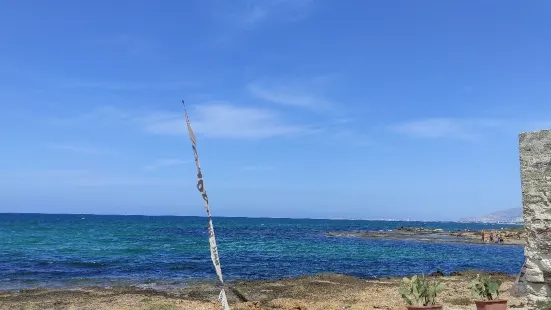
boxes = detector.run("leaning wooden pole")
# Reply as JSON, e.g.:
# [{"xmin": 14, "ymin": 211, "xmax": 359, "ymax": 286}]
[{"xmin": 181, "ymin": 100, "xmax": 230, "ymax": 310}]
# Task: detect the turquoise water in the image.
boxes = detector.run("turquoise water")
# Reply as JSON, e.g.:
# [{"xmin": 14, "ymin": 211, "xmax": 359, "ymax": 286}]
[{"xmin": 0, "ymin": 213, "xmax": 524, "ymax": 290}]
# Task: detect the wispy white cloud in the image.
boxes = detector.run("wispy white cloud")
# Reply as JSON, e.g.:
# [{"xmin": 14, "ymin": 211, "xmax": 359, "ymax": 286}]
[
  {"xmin": 231, "ymin": 0, "xmax": 315, "ymax": 27},
  {"xmin": 390, "ymin": 118, "xmax": 503, "ymax": 141},
  {"xmin": 22, "ymin": 169, "xmax": 90, "ymax": 178},
  {"xmin": 57, "ymin": 78, "xmax": 196, "ymax": 92},
  {"xmin": 144, "ymin": 102, "xmax": 315, "ymax": 139},
  {"xmin": 49, "ymin": 106, "xmax": 133, "ymax": 126},
  {"xmin": 145, "ymin": 102, "xmax": 309, "ymax": 139},
  {"xmin": 242, "ymin": 6, "xmax": 268, "ymax": 25},
  {"xmin": 69, "ymin": 176, "xmax": 187, "ymax": 187},
  {"xmin": 242, "ymin": 164, "xmax": 275, "ymax": 172},
  {"xmin": 48, "ymin": 144, "xmax": 116, "ymax": 155},
  {"xmin": 202, "ymin": 0, "xmax": 316, "ymax": 46},
  {"xmin": 19, "ymin": 169, "xmax": 188, "ymax": 187},
  {"xmin": 246, "ymin": 74, "xmax": 340, "ymax": 110},
  {"xmin": 12, "ymin": 64, "xmax": 196, "ymax": 92},
  {"xmin": 58, "ymin": 102, "xmax": 315, "ymax": 140},
  {"xmin": 81, "ymin": 34, "xmax": 160, "ymax": 58},
  {"xmin": 390, "ymin": 117, "xmax": 551, "ymax": 142},
  {"xmin": 328, "ymin": 129, "xmax": 371, "ymax": 147},
  {"xmin": 144, "ymin": 158, "xmax": 190, "ymax": 171},
  {"xmin": 247, "ymin": 82, "xmax": 330, "ymax": 110},
  {"xmin": 332, "ymin": 118, "xmax": 355, "ymax": 125}
]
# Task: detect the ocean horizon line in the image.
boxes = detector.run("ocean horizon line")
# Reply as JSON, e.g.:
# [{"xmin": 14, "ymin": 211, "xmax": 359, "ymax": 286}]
[
  {"xmin": 0, "ymin": 211, "xmax": 431, "ymax": 222},
  {"xmin": 0, "ymin": 212, "xmax": 520, "ymax": 224}
]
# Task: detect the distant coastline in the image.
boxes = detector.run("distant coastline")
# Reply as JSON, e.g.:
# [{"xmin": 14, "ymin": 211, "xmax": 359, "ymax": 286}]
[
  {"xmin": 0, "ymin": 212, "xmax": 525, "ymax": 224},
  {"xmin": 458, "ymin": 207, "xmax": 523, "ymax": 224}
]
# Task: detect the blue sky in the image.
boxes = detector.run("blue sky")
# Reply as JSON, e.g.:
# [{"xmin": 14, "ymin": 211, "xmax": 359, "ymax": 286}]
[{"xmin": 1, "ymin": 1, "xmax": 550, "ymax": 220}]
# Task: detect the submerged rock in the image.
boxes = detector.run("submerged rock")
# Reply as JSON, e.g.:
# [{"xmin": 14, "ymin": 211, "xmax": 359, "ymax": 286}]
[{"xmin": 430, "ymin": 270, "xmax": 445, "ymax": 277}]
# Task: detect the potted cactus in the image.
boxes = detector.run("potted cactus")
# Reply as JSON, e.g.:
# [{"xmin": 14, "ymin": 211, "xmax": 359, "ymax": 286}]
[
  {"xmin": 468, "ymin": 274, "xmax": 507, "ymax": 310},
  {"xmin": 399, "ymin": 275, "xmax": 445, "ymax": 309}
]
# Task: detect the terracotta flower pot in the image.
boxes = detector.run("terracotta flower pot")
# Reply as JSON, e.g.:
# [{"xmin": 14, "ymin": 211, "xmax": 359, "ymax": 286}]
[
  {"xmin": 406, "ymin": 305, "xmax": 442, "ymax": 310},
  {"xmin": 474, "ymin": 299, "xmax": 508, "ymax": 310}
]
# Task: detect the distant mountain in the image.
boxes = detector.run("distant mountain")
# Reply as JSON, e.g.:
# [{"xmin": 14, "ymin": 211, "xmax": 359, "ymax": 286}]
[{"xmin": 459, "ymin": 208, "xmax": 523, "ymax": 224}]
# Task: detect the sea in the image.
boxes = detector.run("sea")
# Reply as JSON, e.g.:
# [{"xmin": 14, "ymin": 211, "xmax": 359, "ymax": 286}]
[{"xmin": 0, "ymin": 213, "xmax": 525, "ymax": 290}]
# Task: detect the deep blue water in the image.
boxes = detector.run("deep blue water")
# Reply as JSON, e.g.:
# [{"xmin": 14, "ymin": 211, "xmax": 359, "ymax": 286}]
[{"xmin": 0, "ymin": 213, "xmax": 525, "ymax": 290}]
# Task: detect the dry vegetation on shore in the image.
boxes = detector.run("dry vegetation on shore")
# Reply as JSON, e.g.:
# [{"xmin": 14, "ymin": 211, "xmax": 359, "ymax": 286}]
[{"xmin": 0, "ymin": 271, "xmax": 528, "ymax": 310}]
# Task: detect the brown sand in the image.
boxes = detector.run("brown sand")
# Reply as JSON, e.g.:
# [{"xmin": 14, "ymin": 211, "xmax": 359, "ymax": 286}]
[{"xmin": 0, "ymin": 271, "xmax": 528, "ymax": 310}]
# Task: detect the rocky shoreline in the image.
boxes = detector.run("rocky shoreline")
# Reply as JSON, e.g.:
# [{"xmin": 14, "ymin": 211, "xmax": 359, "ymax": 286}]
[
  {"xmin": 326, "ymin": 226, "xmax": 525, "ymax": 246},
  {"xmin": 0, "ymin": 270, "xmax": 528, "ymax": 310}
]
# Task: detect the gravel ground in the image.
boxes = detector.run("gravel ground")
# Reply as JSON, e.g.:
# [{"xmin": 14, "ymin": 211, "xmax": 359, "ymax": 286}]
[{"xmin": 0, "ymin": 271, "xmax": 528, "ymax": 310}]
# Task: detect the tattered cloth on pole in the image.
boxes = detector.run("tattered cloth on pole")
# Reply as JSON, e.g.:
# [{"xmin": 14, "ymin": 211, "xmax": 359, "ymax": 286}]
[{"xmin": 182, "ymin": 100, "xmax": 230, "ymax": 310}]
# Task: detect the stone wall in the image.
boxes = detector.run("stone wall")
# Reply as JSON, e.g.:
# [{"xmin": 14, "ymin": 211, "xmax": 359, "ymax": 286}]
[{"xmin": 517, "ymin": 129, "xmax": 551, "ymax": 304}]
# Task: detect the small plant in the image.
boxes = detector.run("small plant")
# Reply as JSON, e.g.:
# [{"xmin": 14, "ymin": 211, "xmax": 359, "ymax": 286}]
[
  {"xmin": 468, "ymin": 274, "xmax": 501, "ymax": 300},
  {"xmin": 399, "ymin": 275, "xmax": 445, "ymax": 306}
]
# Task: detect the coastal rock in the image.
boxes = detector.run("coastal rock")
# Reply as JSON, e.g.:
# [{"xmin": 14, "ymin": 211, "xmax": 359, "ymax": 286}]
[
  {"xmin": 396, "ymin": 227, "xmax": 444, "ymax": 233},
  {"xmin": 326, "ymin": 228, "xmax": 524, "ymax": 246},
  {"xmin": 448, "ymin": 270, "xmax": 508, "ymax": 278},
  {"xmin": 525, "ymin": 268, "xmax": 545, "ymax": 283},
  {"xmin": 430, "ymin": 270, "xmax": 445, "ymax": 277},
  {"xmin": 526, "ymin": 283, "xmax": 551, "ymax": 297},
  {"xmin": 517, "ymin": 129, "xmax": 551, "ymax": 304}
]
